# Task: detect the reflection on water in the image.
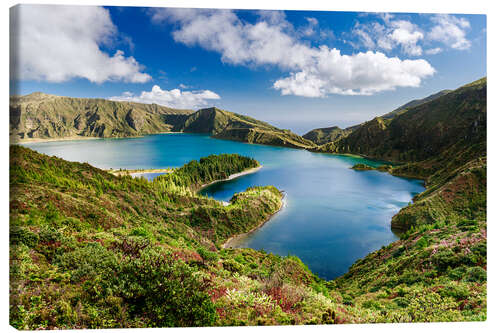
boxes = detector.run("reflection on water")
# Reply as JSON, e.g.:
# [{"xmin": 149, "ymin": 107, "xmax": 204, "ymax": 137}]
[{"xmin": 24, "ymin": 133, "xmax": 424, "ymax": 280}]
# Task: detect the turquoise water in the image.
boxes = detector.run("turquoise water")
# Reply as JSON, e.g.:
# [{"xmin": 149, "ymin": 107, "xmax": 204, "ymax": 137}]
[{"xmin": 23, "ymin": 133, "xmax": 424, "ymax": 280}]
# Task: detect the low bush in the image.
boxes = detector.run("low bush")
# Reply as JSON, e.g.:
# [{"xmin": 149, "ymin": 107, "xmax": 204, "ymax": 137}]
[
  {"xmin": 116, "ymin": 248, "xmax": 216, "ymax": 327},
  {"xmin": 465, "ymin": 266, "xmax": 486, "ymax": 283}
]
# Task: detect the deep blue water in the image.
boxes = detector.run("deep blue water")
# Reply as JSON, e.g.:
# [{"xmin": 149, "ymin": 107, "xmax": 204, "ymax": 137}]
[{"xmin": 23, "ymin": 133, "xmax": 424, "ymax": 280}]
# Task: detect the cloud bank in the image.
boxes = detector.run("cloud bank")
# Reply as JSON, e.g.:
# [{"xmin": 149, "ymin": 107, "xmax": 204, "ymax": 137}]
[
  {"xmin": 150, "ymin": 8, "xmax": 435, "ymax": 97},
  {"xmin": 109, "ymin": 85, "xmax": 220, "ymax": 109},
  {"xmin": 10, "ymin": 5, "xmax": 151, "ymax": 83}
]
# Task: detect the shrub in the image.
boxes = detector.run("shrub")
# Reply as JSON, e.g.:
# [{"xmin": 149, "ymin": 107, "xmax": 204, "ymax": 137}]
[
  {"xmin": 55, "ymin": 242, "xmax": 119, "ymax": 283},
  {"xmin": 116, "ymin": 248, "xmax": 216, "ymax": 327},
  {"xmin": 362, "ymin": 299, "xmax": 382, "ymax": 310},
  {"xmin": 465, "ymin": 266, "xmax": 486, "ymax": 283},
  {"xmin": 196, "ymin": 247, "xmax": 219, "ymax": 262},
  {"xmin": 416, "ymin": 236, "xmax": 429, "ymax": 249},
  {"xmin": 471, "ymin": 243, "xmax": 486, "ymax": 257},
  {"xmin": 10, "ymin": 226, "xmax": 39, "ymax": 247},
  {"xmin": 393, "ymin": 297, "xmax": 410, "ymax": 308},
  {"xmin": 223, "ymin": 259, "xmax": 244, "ymax": 273},
  {"xmin": 342, "ymin": 294, "xmax": 353, "ymax": 306},
  {"xmin": 392, "ymin": 246, "xmax": 405, "ymax": 258},
  {"xmin": 457, "ymin": 219, "xmax": 478, "ymax": 231},
  {"xmin": 129, "ymin": 227, "xmax": 153, "ymax": 240},
  {"xmin": 448, "ymin": 266, "xmax": 467, "ymax": 280},
  {"xmin": 439, "ymin": 284, "xmax": 470, "ymax": 300},
  {"xmin": 311, "ymin": 282, "xmax": 329, "ymax": 297},
  {"xmin": 433, "ymin": 249, "xmax": 462, "ymax": 271}
]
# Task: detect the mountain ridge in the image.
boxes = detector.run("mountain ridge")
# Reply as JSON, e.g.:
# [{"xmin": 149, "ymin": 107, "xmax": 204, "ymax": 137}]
[
  {"xmin": 10, "ymin": 95, "xmax": 316, "ymax": 149},
  {"xmin": 302, "ymin": 88, "xmax": 454, "ymax": 146},
  {"xmin": 9, "ymin": 77, "xmax": 487, "ymax": 328},
  {"xmin": 10, "ymin": 94, "xmax": 194, "ymax": 142}
]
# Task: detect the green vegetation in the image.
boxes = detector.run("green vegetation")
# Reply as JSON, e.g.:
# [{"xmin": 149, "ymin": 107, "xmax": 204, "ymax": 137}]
[
  {"xmin": 351, "ymin": 163, "xmax": 375, "ymax": 171},
  {"xmin": 9, "ymin": 77, "xmax": 487, "ymax": 328},
  {"xmin": 10, "ymin": 95, "xmax": 316, "ymax": 150},
  {"xmin": 181, "ymin": 107, "xmax": 316, "ymax": 149},
  {"xmin": 380, "ymin": 89, "xmax": 451, "ymax": 120},
  {"xmin": 10, "ymin": 146, "xmax": 340, "ymax": 329},
  {"xmin": 321, "ymin": 78, "xmax": 487, "ymax": 323},
  {"xmin": 302, "ymin": 126, "xmax": 352, "ymax": 145},
  {"xmin": 10, "ymin": 92, "xmax": 193, "ymax": 142},
  {"xmin": 311, "ymin": 78, "xmax": 486, "ymax": 166},
  {"xmin": 302, "ymin": 89, "xmax": 451, "ymax": 146},
  {"xmin": 331, "ymin": 217, "xmax": 486, "ymax": 323},
  {"xmin": 154, "ymin": 154, "xmax": 259, "ymax": 191}
]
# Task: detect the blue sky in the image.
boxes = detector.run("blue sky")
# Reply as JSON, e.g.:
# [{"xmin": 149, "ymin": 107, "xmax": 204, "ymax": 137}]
[{"xmin": 10, "ymin": 5, "xmax": 486, "ymax": 134}]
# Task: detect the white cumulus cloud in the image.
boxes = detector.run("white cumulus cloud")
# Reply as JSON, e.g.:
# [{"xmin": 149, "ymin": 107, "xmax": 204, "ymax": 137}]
[
  {"xmin": 151, "ymin": 8, "xmax": 435, "ymax": 97},
  {"xmin": 274, "ymin": 49, "xmax": 435, "ymax": 97},
  {"xmin": 353, "ymin": 17, "xmax": 423, "ymax": 56},
  {"xmin": 10, "ymin": 5, "xmax": 151, "ymax": 83},
  {"xmin": 389, "ymin": 20, "xmax": 423, "ymax": 56},
  {"xmin": 109, "ymin": 85, "xmax": 220, "ymax": 109},
  {"xmin": 428, "ymin": 14, "xmax": 471, "ymax": 50}
]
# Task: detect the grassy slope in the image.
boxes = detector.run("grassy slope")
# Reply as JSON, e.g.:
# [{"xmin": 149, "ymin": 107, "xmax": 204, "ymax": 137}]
[
  {"xmin": 312, "ymin": 78, "xmax": 486, "ymax": 164},
  {"xmin": 10, "ymin": 93, "xmax": 193, "ymax": 142},
  {"xmin": 322, "ymin": 79, "xmax": 487, "ymax": 323},
  {"xmin": 302, "ymin": 126, "xmax": 352, "ymax": 145},
  {"xmin": 10, "ymin": 94, "xmax": 316, "ymax": 150},
  {"xmin": 182, "ymin": 107, "xmax": 316, "ymax": 149},
  {"xmin": 302, "ymin": 88, "xmax": 452, "ymax": 146},
  {"xmin": 381, "ymin": 89, "xmax": 452, "ymax": 120},
  {"xmin": 10, "ymin": 146, "xmax": 340, "ymax": 329},
  {"xmin": 9, "ymin": 78, "xmax": 487, "ymax": 328}
]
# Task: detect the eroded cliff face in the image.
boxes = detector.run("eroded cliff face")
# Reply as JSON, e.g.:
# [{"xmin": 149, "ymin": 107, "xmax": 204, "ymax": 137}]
[{"xmin": 9, "ymin": 93, "xmax": 193, "ymax": 142}]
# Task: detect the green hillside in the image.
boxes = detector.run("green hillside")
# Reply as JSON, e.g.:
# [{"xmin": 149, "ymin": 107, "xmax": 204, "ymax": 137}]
[
  {"xmin": 10, "ymin": 93, "xmax": 193, "ymax": 142},
  {"xmin": 10, "ymin": 95, "xmax": 316, "ymax": 149},
  {"xmin": 312, "ymin": 78, "xmax": 486, "ymax": 167},
  {"xmin": 9, "ymin": 78, "xmax": 487, "ymax": 328},
  {"xmin": 302, "ymin": 126, "xmax": 352, "ymax": 145},
  {"xmin": 381, "ymin": 89, "xmax": 452, "ymax": 120},
  {"xmin": 181, "ymin": 107, "xmax": 316, "ymax": 149},
  {"xmin": 303, "ymin": 88, "xmax": 452, "ymax": 146},
  {"xmin": 10, "ymin": 146, "xmax": 342, "ymax": 329}
]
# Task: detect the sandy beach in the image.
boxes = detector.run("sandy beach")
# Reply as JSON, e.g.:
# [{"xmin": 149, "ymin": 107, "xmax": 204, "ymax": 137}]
[
  {"xmin": 109, "ymin": 168, "xmax": 175, "ymax": 177},
  {"xmin": 197, "ymin": 165, "xmax": 263, "ymax": 192}
]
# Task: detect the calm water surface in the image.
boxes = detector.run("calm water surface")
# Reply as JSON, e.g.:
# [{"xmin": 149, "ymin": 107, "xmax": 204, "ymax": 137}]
[{"xmin": 24, "ymin": 133, "xmax": 424, "ymax": 279}]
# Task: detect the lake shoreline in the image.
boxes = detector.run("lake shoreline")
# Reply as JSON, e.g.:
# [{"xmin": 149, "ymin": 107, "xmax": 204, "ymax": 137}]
[
  {"xmin": 11, "ymin": 131, "xmax": 184, "ymax": 144},
  {"xmin": 109, "ymin": 168, "xmax": 175, "ymax": 177},
  {"xmin": 222, "ymin": 191, "xmax": 286, "ymax": 249},
  {"xmin": 108, "ymin": 160, "xmax": 262, "ymax": 183},
  {"xmin": 197, "ymin": 165, "xmax": 263, "ymax": 192}
]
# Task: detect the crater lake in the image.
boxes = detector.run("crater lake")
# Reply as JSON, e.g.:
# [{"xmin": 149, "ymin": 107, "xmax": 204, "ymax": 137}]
[{"xmin": 23, "ymin": 133, "xmax": 425, "ymax": 279}]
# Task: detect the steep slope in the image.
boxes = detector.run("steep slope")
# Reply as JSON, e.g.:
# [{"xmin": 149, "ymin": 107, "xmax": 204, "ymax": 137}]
[
  {"xmin": 9, "ymin": 93, "xmax": 193, "ymax": 142},
  {"xmin": 302, "ymin": 126, "xmax": 352, "ymax": 145},
  {"xmin": 181, "ymin": 107, "xmax": 316, "ymax": 149},
  {"xmin": 9, "ymin": 78, "xmax": 487, "ymax": 328},
  {"xmin": 326, "ymin": 80, "xmax": 487, "ymax": 323},
  {"xmin": 381, "ymin": 89, "xmax": 452, "ymax": 120},
  {"xmin": 10, "ymin": 146, "xmax": 339, "ymax": 329},
  {"xmin": 302, "ymin": 89, "xmax": 452, "ymax": 145},
  {"xmin": 10, "ymin": 94, "xmax": 316, "ymax": 150},
  {"xmin": 331, "ymin": 155, "xmax": 486, "ymax": 323},
  {"xmin": 313, "ymin": 78, "xmax": 486, "ymax": 167}
]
